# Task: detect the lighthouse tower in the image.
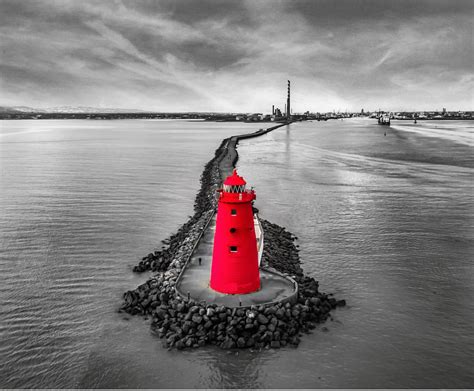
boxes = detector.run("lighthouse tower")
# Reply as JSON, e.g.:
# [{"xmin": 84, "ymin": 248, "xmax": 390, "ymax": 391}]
[{"xmin": 210, "ymin": 169, "xmax": 260, "ymax": 294}]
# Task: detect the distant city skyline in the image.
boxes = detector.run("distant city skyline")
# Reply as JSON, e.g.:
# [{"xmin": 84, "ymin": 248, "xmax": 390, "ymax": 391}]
[{"xmin": 1, "ymin": 0, "xmax": 472, "ymax": 112}]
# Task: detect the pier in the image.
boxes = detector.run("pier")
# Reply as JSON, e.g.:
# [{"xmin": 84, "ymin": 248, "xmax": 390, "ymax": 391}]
[{"xmin": 216, "ymin": 123, "xmax": 290, "ymax": 181}]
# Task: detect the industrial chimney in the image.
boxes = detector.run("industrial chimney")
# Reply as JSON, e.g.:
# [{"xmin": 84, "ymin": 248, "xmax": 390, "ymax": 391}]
[{"xmin": 286, "ymin": 80, "xmax": 291, "ymax": 119}]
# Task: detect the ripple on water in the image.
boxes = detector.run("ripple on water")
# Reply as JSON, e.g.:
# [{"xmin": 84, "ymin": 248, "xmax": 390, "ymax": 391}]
[{"xmin": 1, "ymin": 119, "xmax": 473, "ymax": 388}]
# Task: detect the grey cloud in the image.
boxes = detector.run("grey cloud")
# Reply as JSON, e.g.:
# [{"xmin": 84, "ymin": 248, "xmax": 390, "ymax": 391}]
[
  {"xmin": 284, "ymin": 0, "xmax": 474, "ymax": 25},
  {"xmin": 0, "ymin": 0, "xmax": 472, "ymax": 111},
  {"xmin": 128, "ymin": 0, "xmax": 254, "ymax": 27}
]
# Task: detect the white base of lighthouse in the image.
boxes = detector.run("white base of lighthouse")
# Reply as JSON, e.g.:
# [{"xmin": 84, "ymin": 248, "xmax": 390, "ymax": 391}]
[{"xmin": 175, "ymin": 213, "xmax": 297, "ymax": 308}]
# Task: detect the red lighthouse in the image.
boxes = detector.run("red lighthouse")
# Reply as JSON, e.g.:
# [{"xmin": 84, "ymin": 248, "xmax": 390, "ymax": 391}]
[{"xmin": 210, "ymin": 169, "xmax": 260, "ymax": 294}]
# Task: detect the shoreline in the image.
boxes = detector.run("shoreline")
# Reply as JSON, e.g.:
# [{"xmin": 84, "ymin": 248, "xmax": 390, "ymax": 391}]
[{"xmin": 121, "ymin": 122, "xmax": 345, "ymax": 350}]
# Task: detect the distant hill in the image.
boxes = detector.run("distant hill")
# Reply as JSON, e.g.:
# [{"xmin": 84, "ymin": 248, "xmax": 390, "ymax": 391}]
[
  {"xmin": 0, "ymin": 106, "xmax": 40, "ymax": 113},
  {"xmin": 0, "ymin": 106, "xmax": 146, "ymax": 114}
]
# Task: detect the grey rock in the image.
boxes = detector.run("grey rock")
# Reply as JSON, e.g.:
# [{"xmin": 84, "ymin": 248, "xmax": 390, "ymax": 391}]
[
  {"xmin": 236, "ymin": 337, "xmax": 246, "ymax": 348},
  {"xmin": 270, "ymin": 340, "xmax": 281, "ymax": 349},
  {"xmin": 257, "ymin": 314, "xmax": 269, "ymax": 325}
]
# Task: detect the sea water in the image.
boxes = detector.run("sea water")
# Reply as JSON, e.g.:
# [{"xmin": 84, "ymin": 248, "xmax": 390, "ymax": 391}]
[{"xmin": 0, "ymin": 119, "xmax": 473, "ymax": 388}]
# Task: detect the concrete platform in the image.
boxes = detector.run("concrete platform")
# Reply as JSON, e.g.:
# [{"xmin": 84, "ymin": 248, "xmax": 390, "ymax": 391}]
[{"xmin": 175, "ymin": 214, "xmax": 298, "ymax": 308}]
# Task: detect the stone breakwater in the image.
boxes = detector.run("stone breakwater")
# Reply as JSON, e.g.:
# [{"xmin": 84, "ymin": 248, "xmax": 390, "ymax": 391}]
[{"xmin": 121, "ymin": 125, "xmax": 345, "ymax": 350}]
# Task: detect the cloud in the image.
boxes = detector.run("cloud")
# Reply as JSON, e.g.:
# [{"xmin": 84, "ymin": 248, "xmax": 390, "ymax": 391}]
[{"xmin": 0, "ymin": 0, "xmax": 472, "ymax": 111}]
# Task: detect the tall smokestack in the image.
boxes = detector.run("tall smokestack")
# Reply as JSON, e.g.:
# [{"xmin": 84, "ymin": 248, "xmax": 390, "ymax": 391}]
[
  {"xmin": 286, "ymin": 80, "xmax": 291, "ymax": 119},
  {"xmin": 272, "ymin": 105, "xmax": 275, "ymax": 115}
]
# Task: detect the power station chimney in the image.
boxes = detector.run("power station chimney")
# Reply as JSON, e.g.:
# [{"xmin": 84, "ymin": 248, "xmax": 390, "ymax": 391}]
[
  {"xmin": 272, "ymin": 105, "xmax": 275, "ymax": 115},
  {"xmin": 286, "ymin": 80, "xmax": 291, "ymax": 119}
]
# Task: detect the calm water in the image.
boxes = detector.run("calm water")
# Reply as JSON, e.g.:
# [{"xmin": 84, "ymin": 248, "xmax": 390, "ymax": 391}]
[{"xmin": 0, "ymin": 119, "xmax": 473, "ymax": 388}]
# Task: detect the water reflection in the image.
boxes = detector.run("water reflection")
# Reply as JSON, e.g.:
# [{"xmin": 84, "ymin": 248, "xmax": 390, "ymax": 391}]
[{"xmin": 201, "ymin": 348, "xmax": 266, "ymax": 388}]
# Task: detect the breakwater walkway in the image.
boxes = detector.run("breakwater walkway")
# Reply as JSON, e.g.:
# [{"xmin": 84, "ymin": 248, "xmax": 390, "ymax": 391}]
[{"xmin": 217, "ymin": 124, "xmax": 287, "ymax": 180}]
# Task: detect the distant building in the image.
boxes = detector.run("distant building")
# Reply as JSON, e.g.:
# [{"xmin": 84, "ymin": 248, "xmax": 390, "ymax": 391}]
[{"xmin": 248, "ymin": 113, "xmax": 262, "ymax": 121}]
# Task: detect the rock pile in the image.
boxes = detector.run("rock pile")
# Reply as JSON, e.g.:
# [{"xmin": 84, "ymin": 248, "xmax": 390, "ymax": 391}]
[
  {"xmin": 121, "ymin": 131, "xmax": 346, "ymax": 350},
  {"xmin": 122, "ymin": 262, "xmax": 345, "ymax": 350},
  {"xmin": 260, "ymin": 219, "xmax": 304, "ymax": 278}
]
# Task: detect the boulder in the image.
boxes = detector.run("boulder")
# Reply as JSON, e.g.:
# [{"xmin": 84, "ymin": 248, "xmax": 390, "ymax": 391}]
[
  {"xmin": 257, "ymin": 314, "xmax": 269, "ymax": 325},
  {"xmin": 236, "ymin": 337, "xmax": 246, "ymax": 348},
  {"xmin": 270, "ymin": 340, "xmax": 281, "ymax": 349},
  {"xmin": 221, "ymin": 338, "xmax": 235, "ymax": 349}
]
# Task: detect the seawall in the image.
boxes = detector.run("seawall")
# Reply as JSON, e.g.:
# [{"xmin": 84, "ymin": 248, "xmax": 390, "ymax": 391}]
[{"xmin": 121, "ymin": 122, "xmax": 345, "ymax": 350}]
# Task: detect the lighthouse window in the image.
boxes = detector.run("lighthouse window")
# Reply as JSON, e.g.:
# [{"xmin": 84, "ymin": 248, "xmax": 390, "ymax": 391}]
[
  {"xmin": 224, "ymin": 185, "xmax": 245, "ymax": 193},
  {"xmin": 230, "ymin": 246, "xmax": 238, "ymax": 253},
  {"xmin": 230, "ymin": 227, "xmax": 236, "ymax": 233},
  {"xmin": 231, "ymin": 209, "xmax": 237, "ymax": 216}
]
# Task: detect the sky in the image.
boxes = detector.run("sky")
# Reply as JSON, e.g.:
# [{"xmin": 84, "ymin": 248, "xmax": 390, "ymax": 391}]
[{"xmin": 0, "ymin": 0, "xmax": 472, "ymax": 112}]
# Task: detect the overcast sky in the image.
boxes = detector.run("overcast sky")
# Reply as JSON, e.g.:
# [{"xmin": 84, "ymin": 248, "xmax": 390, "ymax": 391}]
[{"xmin": 0, "ymin": 0, "xmax": 472, "ymax": 112}]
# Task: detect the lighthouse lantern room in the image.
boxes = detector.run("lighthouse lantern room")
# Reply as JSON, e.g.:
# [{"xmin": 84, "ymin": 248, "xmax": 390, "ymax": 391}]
[{"xmin": 210, "ymin": 169, "xmax": 260, "ymax": 294}]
